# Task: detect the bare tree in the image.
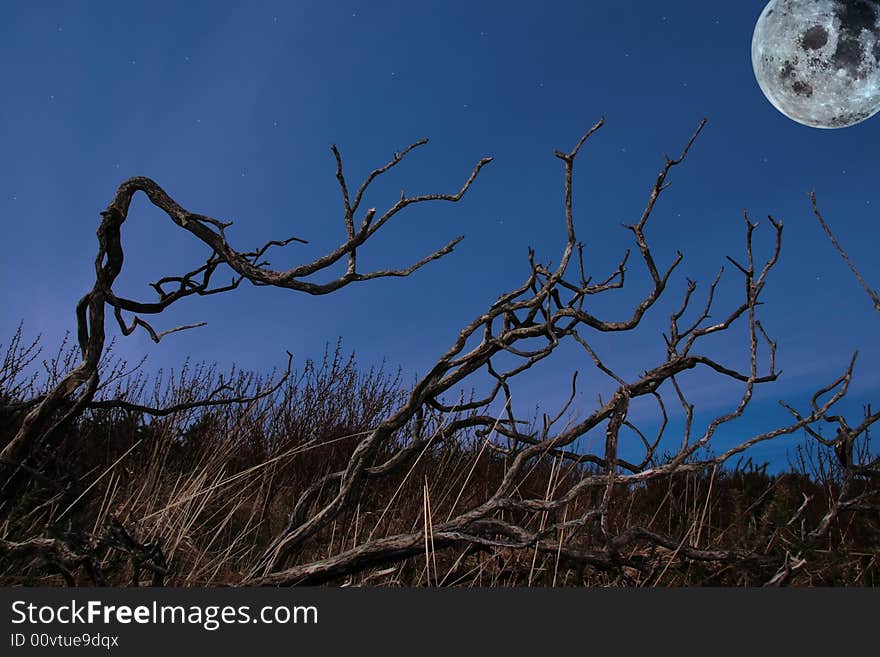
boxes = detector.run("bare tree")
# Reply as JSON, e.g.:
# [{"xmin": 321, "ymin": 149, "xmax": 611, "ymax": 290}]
[
  {"xmin": 0, "ymin": 141, "xmax": 490, "ymax": 494},
  {"xmin": 791, "ymin": 194, "xmax": 880, "ymax": 565},
  {"xmin": 241, "ymin": 119, "xmax": 870, "ymax": 585},
  {"xmin": 2, "ymin": 120, "xmax": 877, "ymax": 587}
]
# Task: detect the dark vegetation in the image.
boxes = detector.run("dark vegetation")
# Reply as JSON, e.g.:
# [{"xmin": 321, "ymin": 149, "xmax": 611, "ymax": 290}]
[{"xmin": 1, "ymin": 120, "xmax": 878, "ymax": 586}]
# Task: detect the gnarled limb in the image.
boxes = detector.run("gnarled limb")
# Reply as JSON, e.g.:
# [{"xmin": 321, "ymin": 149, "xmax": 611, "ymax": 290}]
[{"xmin": 0, "ymin": 141, "xmax": 490, "ymax": 493}]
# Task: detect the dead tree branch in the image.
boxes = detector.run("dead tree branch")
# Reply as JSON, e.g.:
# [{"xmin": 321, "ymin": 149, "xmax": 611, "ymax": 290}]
[{"xmin": 0, "ymin": 142, "xmax": 490, "ymax": 493}]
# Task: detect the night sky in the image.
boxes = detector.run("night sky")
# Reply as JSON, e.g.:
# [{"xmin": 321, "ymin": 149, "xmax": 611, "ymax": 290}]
[{"xmin": 2, "ymin": 1, "xmax": 878, "ymax": 468}]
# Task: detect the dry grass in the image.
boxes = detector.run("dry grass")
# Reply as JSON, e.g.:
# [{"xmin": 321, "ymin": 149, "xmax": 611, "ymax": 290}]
[{"xmin": 1, "ymin": 328, "xmax": 878, "ymax": 587}]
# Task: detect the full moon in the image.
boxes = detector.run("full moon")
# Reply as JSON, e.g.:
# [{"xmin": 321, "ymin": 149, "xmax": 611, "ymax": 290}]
[{"xmin": 752, "ymin": 0, "xmax": 880, "ymax": 128}]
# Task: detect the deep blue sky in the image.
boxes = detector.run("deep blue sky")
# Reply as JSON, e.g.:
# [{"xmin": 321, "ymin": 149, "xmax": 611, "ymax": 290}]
[{"xmin": 2, "ymin": 1, "xmax": 878, "ymax": 467}]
